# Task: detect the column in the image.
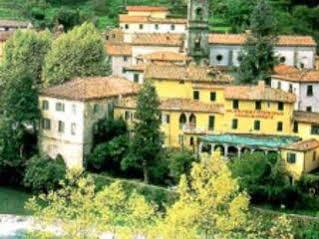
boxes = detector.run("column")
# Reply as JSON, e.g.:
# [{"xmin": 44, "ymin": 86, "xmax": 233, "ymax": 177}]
[
  {"xmin": 237, "ymin": 146, "xmax": 242, "ymax": 158},
  {"xmin": 224, "ymin": 144, "xmax": 229, "ymax": 157},
  {"xmin": 210, "ymin": 144, "xmax": 216, "ymax": 154}
]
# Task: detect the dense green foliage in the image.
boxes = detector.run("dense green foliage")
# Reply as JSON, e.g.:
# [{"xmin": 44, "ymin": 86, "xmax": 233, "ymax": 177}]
[
  {"xmin": 237, "ymin": 0, "xmax": 277, "ymax": 84},
  {"xmin": 122, "ymin": 81, "xmax": 163, "ymax": 184},
  {"xmin": 23, "ymin": 154, "xmax": 67, "ymax": 192},
  {"xmin": 43, "ymin": 22, "xmax": 109, "ymax": 85}
]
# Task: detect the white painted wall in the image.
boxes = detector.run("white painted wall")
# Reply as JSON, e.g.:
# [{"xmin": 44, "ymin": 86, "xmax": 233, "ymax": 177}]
[
  {"xmin": 111, "ymin": 56, "xmax": 133, "ymax": 77},
  {"xmin": 209, "ymin": 45, "xmax": 316, "ymax": 69},
  {"xmin": 120, "ymin": 23, "xmax": 186, "ymax": 35},
  {"xmin": 124, "ymin": 71, "xmax": 144, "ymax": 84}
]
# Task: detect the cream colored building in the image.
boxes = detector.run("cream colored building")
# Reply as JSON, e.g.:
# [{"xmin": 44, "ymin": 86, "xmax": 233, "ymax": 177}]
[{"xmin": 39, "ymin": 76, "xmax": 139, "ymax": 168}]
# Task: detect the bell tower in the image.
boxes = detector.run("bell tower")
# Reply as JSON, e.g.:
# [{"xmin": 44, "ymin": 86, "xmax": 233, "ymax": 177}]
[{"xmin": 187, "ymin": 0, "xmax": 209, "ymax": 63}]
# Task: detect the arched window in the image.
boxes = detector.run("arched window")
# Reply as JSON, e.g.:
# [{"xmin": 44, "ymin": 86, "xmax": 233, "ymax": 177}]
[
  {"xmin": 179, "ymin": 113, "xmax": 187, "ymax": 129},
  {"xmin": 190, "ymin": 137, "xmax": 194, "ymax": 146},
  {"xmin": 195, "ymin": 36, "xmax": 201, "ymax": 51},
  {"xmin": 195, "ymin": 8, "xmax": 203, "ymax": 21},
  {"xmin": 189, "ymin": 114, "xmax": 197, "ymax": 129}
]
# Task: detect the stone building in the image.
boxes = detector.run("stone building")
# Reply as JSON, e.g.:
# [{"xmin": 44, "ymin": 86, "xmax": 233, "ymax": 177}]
[{"xmin": 39, "ymin": 76, "xmax": 139, "ymax": 168}]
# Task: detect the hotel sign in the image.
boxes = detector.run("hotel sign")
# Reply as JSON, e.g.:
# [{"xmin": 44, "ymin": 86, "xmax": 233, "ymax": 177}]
[{"xmin": 226, "ymin": 110, "xmax": 284, "ymax": 119}]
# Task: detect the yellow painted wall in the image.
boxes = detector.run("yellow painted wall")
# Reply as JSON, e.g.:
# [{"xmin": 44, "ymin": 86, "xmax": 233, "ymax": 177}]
[
  {"xmin": 151, "ymin": 80, "xmax": 193, "ymax": 99},
  {"xmin": 292, "ymin": 122, "xmax": 319, "ymax": 141},
  {"xmin": 282, "ymin": 148, "xmax": 319, "ymax": 179},
  {"xmin": 223, "ymin": 100, "xmax": 294, "ymax": 136}
]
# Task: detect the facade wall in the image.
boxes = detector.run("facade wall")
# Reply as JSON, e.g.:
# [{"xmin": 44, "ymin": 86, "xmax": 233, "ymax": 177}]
[
  {"xmin": 39, "ymin": 96, "xmax": 85, "ymax": 168},
  {"xmin": 209, "ymin": 45, "xmax": 316, "ymax": 69},
  {"xmin": 111, "ymin": 56, "xmax": 133, "ymax": 77},
  {"xmin": 271, "ymin": 78, "xmax": 300, "ymax": 110},
  {"xmin": 127, "ymin": 11, "xmax": 168, "ymax": 18},
  {"xmin": 120, "ymin": 23, "xmax": 186, "ymax": 35},
  {"xmin": 123, "ymin": 71, "xmax": 144, "ymax": 84},
  {"xmin": 292, "ymin": 122, "xmax": 319, "ymax": 141}
]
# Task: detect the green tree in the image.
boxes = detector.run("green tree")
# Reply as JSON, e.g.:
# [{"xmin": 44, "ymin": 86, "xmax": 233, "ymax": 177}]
[
  {"xmin": 237, "ymin": 0, "xmax": 278, "ymax": 84},
  {"xmin": 122, "ymin": 81, "xmax": 163, "ymax": 184},
  {"xmin": 0, "ymin": 29, "xmax": 51, "ymax": 86},
  {"xmin": 43, "ymin": 22, "xmax": 109, "ymax": 86},
  {"xmin": 23, "ymin": 154, "xmax": 67, "ymax": 192}
]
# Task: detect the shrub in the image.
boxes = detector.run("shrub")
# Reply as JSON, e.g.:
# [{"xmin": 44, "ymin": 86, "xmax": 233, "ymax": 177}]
[
  {"xmin": 23, "ymin": 154, "xmax": 67, "ymax": 192},
  {"xmin": 167, "ymin": 149, "xmax": 197, "ymax": 184}
]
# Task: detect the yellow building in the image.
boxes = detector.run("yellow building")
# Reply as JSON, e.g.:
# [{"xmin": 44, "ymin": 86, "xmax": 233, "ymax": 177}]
[{"xmin": 113, "ymin": 63, "xmax": 319, "ymax": 177}]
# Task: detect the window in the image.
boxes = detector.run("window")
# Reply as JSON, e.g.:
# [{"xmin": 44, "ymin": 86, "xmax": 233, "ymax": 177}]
[
  {"xmin": 123, "ymin": 56, "xmax": 128, "ymax": 62},
  {"xmin": 288, "ymin": 84, "xmax": 293, "ymax": 93},
  {"xmin": 307, "ymin": 85, "xmax": 313, "ymax": 96},
  {"xmin": 93, "ymin": 104, "xmax": 99, "ymax": 114},
  {"xmin": 71, "ymin": 123, "xmax": 76, "ymax": 135},
  {"xmin": 208, "ymin": 115, "xmax": 215, "ymax": 130},
  {"xmin": 313, "ymin": 151, "xmax": 317, "ymax": 161},
  {"xmin": 193, "ymin": 91, "xmax": 200, "ymax": 100},
  {"xmin": 125, "ymin": 24, "xmax": 129, "ymax": 29},
  {"xmin": 155, "ymin": 24, "xmax": 159, "ymax": 30},
  {"xmin": 171, "ymin": 24, "xmax": 175, "ymax": 31},
  {"xmin": 254, "ymin": 120, "xmax": 260, "ymax": 131},
  {"xmin": 58, "ymin": 121, "xmax": 65, "ymax": 133},
  {"xmin": 277, "ymin": 122, "xmax": 283, "ymax": 132},
  {"xmin": 293, "ymin": 122, "xmax": 298, "ymax": 133},
  {"xmin": 133, "ymin": 73, "xmax": 139, "ymax": 83},
  {"xmin": 42, "ymin": 100, "xmax": 49, "ymax": 110},
  {"xmin": 179, "ymin": 113, "xmax": 187, "ymax": 129},
  {"xmin": 280, "ymin": 56, "xmax": 286, "ymax": 63},
  {"xmin": 277, "ymin": 81, "xmax": 281, "ymax": 90},
  {"xmin": 306, "ymin": 106, "xmax": 312, "ymax": 112},
  {"xmin": 72, "ymin": 104, "xmax": 76, "ymax": 114},
  {"xmin": 139, "ymin": 24, "xmax": 144, "ymax": 30},
  {"xmin": 42, "ymin": 118, "xmax": 51, "ymax": 130},
  {"xmin": 311, "ymin": 125, "xmax": 319, "ymax": 135},
  {"xmin": 216, "ymin": 54, "xmax": 223, "ymax": 62},
  {"xmin": 210, "ymin": 92, "xmax": 216, "ymax": 101},
  {"xmin": 195, "ymin": 8, "xmax": 203, "ymax": 20},
  {"xmin": 166, "ymin": 115, "xmax": 170, "ymax": 124},
  {"xmin": 278, "ymin": 102, "xmax": 284, "ymax": 111},
  {"xmin": 125, "ymin": 111, "xmax": 130, "ymax": 121},
  {"xmin": 300, "ymin": 63, "xmax": 305, "ymax": 69},
  {"xmin": 190, "ymin": 137, "xmax": 194, "ymax": 146},
  {"xmin": 255, "ymin": 101, "xmax": 262, "ymax": 110},
  {"xmin": 232, "ymin": 119, "xmax": 238, "ymax": 130},
  {"xmin": 287, "ymin": 153, "xmax": 296, "ymax": 164},
  {"xmin": 233, "ymin": 100, "xmax": 239, "ymax": 110},
  {"xmin": 56, "ymin": 102, "xmax": 65, "ymax": 112}
]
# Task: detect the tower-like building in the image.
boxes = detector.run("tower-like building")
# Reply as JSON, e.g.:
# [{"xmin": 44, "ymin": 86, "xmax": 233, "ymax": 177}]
[{"xmin": 187, "ymin": 0, "xmax": 210, "ymax": 63}]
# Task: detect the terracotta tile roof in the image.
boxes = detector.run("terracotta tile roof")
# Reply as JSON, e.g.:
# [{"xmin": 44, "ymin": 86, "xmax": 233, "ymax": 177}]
[
  {"xmin": 272, "ymin": 65, "xmax": 319, "ymax": 83},
  {"xmin": 144, "ymin": 64, "xmax": 234, "ymax": 83},
  {"xmin": 126, "ymin": 6, "xmax": 169, "ymax": 12},
  {"xmin": 283, "ymin": 139, "xmax": 319, "ymax": 152},
  {"xmin": 132, "ymin": 33, "xmax": 185, "ymax": 46},
  {"xmin": 41, "ymin": 77, "xmax": 140, "ymax": 102},
  {"xmin": 137, "ymin": 51, "xmax": 191, "ymax": 62},
  {"xmin": 124, "ymin": 64, "xmax": 147, "ymax": 72},
  {"xmin": 116, "ymin": 97, "xmax": 224, "ymax": 114},
  {"xmin": 294, "ymin": 111, "xmax": 319, "ymax": 124},
  {"xmin": 209, "ymin": 34, "xmax": 317, "ymax": 47},
  {"xmin": 224, "ymin": 81, "xmax": 296, "ymax": 103},
  {"xmin": 105, "ymin": 43, "xmax": 132, "ymax": 56},
  {"xmin": 0, "ymin": 20, "xmax": 30, "ymax": 28},
  {"xmin": 119, "ymin": 15, "xmax": 187, "ymax": 24}
]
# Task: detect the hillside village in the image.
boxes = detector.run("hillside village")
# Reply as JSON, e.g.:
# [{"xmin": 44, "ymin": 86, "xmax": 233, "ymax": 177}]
[
  {"xmin": 1, "ymin": 0, "xmax": 319, "ymax": 237},
  {"xmin": 35, "ymin": 1, "xmax": 319, "ymax": 180}
]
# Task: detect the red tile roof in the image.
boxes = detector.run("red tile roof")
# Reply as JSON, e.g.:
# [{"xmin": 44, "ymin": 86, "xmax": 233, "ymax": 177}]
[
  {"xmin": 132, "ymin": 33, "xmax": 184, "ymax": 47},
  {"xmin": 272, "ymin": 65, "xmax": 319, "ymax": 83},
  {"xmin": 294, "ymin": 111, "xmax": 319, "ymax": 124},
  {"xmin": 126, "ymin": 6, "xmax": 169, "ymax": 12},
  {"xmin": 283, "ymin": 139, "xmax": 319, "ymax": 152},
  {"xmin": 105, "ymin": 43, "xmax": 132, "ymax": 56},
  {"xmin": 119, "ymin": 15, "xmax": 187, "ymax": 24},
  {"xmin": 41, "ymin": 77, "xmax": 140, "ymax": 102},
  {"xmin": 209, "ymin": 34, "xmax": 317, "ymax": 47},
  {"xmin": 225, "ymin": 81, "xmax": 296, "ymax": 103},
  {"xmin": 144, "ymin": 64, "xmax": 234, "ymax": 83},
  {"xmin": 116, "ymin": 97, "xmax": 224, "ymax": 114}
]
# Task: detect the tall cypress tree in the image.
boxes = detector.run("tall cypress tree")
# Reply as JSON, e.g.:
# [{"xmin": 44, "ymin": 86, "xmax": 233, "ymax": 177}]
[
  {"xmin": 237, "ymin": 0, "xmax": 278, "ymax": 85},
  {"xmin": 122, "ymin": 81, "xmax": 163, "ymax": 184}
]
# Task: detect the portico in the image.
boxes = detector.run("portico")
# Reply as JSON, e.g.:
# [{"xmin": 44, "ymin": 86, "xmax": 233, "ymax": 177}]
[{"xmin": 199, "ymin": 134, "xmax": 300, "ymax": 158}]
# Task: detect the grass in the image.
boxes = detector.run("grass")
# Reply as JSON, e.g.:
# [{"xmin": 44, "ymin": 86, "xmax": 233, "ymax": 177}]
[{"xmin": 0, "ymin": 186, "xmax": 32, "ymax": 215}]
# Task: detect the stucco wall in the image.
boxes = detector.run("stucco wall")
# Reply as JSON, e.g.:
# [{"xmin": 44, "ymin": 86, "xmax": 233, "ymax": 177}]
[{"xmin": 111, "ymin": 56, "xmax": 132, "ymax": 77}]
